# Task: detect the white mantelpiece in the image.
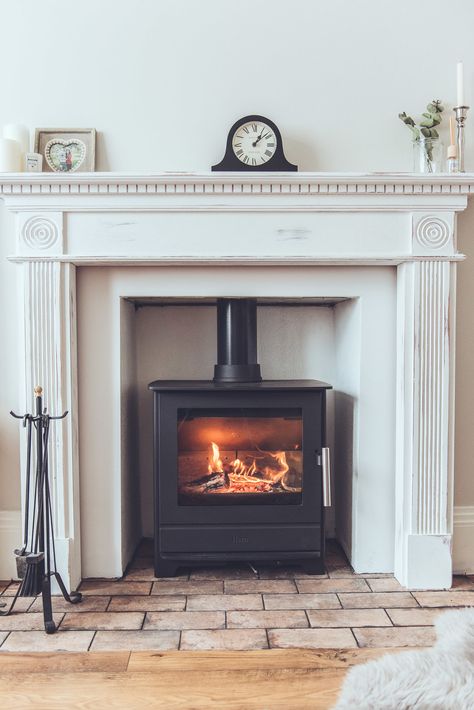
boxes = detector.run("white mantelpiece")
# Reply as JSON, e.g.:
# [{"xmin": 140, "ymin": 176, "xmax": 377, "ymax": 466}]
[{"xmin": 1, "ymin": 171, "xmax": 473, "ymax": 591}]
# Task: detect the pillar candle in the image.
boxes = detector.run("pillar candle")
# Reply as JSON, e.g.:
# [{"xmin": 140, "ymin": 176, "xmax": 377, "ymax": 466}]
[
  {"xmin": 0, "ymin": 138, "xmax": 22, "ymax": 172},
  {"xmin": 3, "ymin": 124, "xmax": 30, "ymax": 155}
]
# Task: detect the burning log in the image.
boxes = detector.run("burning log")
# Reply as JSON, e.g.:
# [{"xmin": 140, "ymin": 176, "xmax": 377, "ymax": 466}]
[{"xmin": 186, "ymin": 471, "xmax": 227, "ymax": 493}]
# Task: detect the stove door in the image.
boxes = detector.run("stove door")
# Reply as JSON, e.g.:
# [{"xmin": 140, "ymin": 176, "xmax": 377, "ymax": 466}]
[{"xmin": 154, "ymin": 390, "xmax": 324, "ymax": 526}]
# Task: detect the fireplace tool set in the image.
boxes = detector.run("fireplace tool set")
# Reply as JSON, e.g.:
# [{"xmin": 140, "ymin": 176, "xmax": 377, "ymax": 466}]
[{"xmin": 0, "ymin": 386, "xmax": 82, "ymax": 633}]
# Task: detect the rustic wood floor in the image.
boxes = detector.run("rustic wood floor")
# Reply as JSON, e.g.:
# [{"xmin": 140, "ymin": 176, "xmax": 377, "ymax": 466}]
[{"xmin": 0, "ymin": 647, "xmax": 399, "ymax": 709}]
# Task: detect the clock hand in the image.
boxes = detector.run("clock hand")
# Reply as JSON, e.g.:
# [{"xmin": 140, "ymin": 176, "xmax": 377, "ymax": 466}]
[{"xmin": 252, "ymin": 134, "xmax": 264, "ymax": 148}]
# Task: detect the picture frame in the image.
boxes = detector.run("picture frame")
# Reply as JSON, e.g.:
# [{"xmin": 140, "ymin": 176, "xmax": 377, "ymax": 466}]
[{"xmin": 34, "ymin": 128, "xmax": 96, "ymax": 173}]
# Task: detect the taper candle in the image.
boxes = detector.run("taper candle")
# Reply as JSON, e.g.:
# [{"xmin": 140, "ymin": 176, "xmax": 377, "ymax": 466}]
[{"xmin": 457, "ymin": 62, "xmax": 464, "ymax": 106}]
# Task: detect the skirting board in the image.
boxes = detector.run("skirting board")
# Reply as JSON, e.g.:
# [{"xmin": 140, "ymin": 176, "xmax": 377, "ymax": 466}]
[
  {"xmin": 0, "ymin": 511, "xmax": 21, "ymax": 581},
  {"xmin": 453, "ymin": 506, "xmax": 474, "ymax": 574}
]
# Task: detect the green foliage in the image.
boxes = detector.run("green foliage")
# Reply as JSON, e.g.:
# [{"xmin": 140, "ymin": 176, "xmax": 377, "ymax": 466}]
[{"xmin": 398, "ymin": 100, "xmax": 444, "ymax": 139}]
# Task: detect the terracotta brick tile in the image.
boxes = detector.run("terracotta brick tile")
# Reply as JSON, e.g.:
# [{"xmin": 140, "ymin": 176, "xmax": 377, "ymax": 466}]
[
  {"xmin": 1, "ymin": 597, "xmax": 34, "ymax": 613},
  {"xmin": 60, "ymin": 611, "xmax": 144, "ymax": 631},
  {"xmin": 227, "ymin": 610, "xmax": 308, "ymax": 629},
  {"xmin": 451, "ymin": 576, "xmax": 474, "ymax": 591},
  {"xmin": 224, "ymin": 580, "xmax": 296, "ymax": 594},
  {"xmin": 257, "ymin": 566, "xmax": 328, "ymax": 580},
  {"xmin": 29, "ymin": 595, "xmax": 109, "ymax": 614},
  {"xmin": 108, "ymin": 595, "xmax": 186, "ymax": 612},
  {"xmin": 386, "ymin": 608, "xmax": 441, "ymax": 626},
  {"xmin": 0, "ymin": 612, "xmax": 62, "ymax": 632},
  {"xmin": 181, "ymin": 629, "xmax": 268, "ymax": 650},
  {"xmin": 151, "ymin": 580, "xmax": 223, "ymax": 596},
  {"xmin": 145, "ymin": 611, "xmax": 225, "ymax": 630},
  {"xmin": 268, "ymin": 628, "xmax": 357, "ymax": 649},
  {"xmin": 186, "ymin": 594, "xmax": 263, "ymax": 611},
  {"xmin": 1, "ymin": 630, "xmax": 94, "ymax": 652},
  {"xmin": 308, "ymin": 609, "xmax": 391, "ymax": 628},
  {"xmin": 79, "ymin": 580, "xmax": 151, "ymax": 596},
  {"xmin": 367, "ymin": 578, "xmax": 405, "ymax": 592},
  {"xmin": 91, "ymin": 630, "xmax": 179, "ymax": 651},
  {"xmin": 264, "ymin": 593, "xmax": 341, "ymax": 610},
  {"xmin": 190, "ymin": 566, "xmax": 255, "ymax": 581},
  {"xmin": 354, "ymin": 626, "xmax": 436, "ymax": 648},
  {"xmin": 296, "ymin": 578, "xmax": 370, "ymax": 593},
  {"xmin": 327, "ymin": 567, "xmax": 358, "ymax": 578},
  {"xmin": 339, "ymin": 592, "xmax": 417, "ymax": 609},
  {"xmin": 413, "ymin": 591, "xmax": 474, "ymax": 607},
  {"xmin": 125, "ymin": 565, "xmax": 189, "ymax": 582}
]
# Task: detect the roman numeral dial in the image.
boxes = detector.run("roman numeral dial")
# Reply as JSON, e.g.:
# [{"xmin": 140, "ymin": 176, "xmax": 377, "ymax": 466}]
[{"xmin": 231, "ymin": 121, "xmax": 278, "ymax": 166}]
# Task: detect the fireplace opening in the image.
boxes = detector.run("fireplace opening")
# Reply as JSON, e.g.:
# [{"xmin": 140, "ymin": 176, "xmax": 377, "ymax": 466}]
[{"xmin": 178, "ymin": 407, "xmax": 303, "ymax": 505}]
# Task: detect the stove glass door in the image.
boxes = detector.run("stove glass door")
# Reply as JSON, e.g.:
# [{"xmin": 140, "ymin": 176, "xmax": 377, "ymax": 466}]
[{"xmin": 177, "ymin": 407, "xmax": 303, "ymax": 506}]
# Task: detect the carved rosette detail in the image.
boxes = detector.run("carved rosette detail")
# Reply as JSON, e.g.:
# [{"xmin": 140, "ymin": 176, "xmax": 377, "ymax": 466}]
[
  {"xmin": 22, "ymin": 216, "xmax": 59, "ymax": 250},
  {"xmin": 415, "ymin": 216, "xmax": 450, "ymax": 249}
]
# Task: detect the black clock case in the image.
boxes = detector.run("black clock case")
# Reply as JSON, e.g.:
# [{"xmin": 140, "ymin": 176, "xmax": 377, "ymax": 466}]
[{"xmin": 212, "ymin": 114, "xmax": 298, "ymax": 172}]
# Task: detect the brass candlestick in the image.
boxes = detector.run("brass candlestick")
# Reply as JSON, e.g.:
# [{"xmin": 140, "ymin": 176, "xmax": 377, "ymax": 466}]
[{"xmin": 454, "ymin": 105, "xmax": 470, "ymax": 172}]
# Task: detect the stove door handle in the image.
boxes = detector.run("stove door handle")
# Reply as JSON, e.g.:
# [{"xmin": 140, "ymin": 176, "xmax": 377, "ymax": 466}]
[{"xmin": 321, "ymin": 447, "xmax": 332, "ymax": 507}]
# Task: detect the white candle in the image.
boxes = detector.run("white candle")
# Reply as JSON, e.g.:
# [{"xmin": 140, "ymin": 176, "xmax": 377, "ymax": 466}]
[
  {"xmin": 457, "ymin": 62, "xmax": 464, "ymax": 106},
  {"xmin": 0, "ymin": 138, "xmax": 22, "ymax": 172},
  {"xmin": 3, "ymin": 124, "xmax": 30, "ymax": 154}
]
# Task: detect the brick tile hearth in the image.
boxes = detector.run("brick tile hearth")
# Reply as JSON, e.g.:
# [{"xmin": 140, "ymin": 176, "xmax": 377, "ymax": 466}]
[{"xmin": 0, "ymin": 540, "xmax": 473, "ymax": 652}]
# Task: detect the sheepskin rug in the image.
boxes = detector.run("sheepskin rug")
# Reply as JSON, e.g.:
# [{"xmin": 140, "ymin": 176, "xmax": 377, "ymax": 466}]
[{"xmin": 335, "ymin": 608, "xmax": 474, "ymax": 710}]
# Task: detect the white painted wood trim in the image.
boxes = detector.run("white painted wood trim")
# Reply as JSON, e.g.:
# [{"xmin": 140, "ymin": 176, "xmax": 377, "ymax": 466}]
[
  {"xmin": 453, "ymin": 506, "xmax": 474, "ymax": 574},
  {"xmin": 0, "ymin": 511, "xmax": 21, "ymax": 581},
  {"xmin": 395, "ymin": 261, "xmax": 456, "ymax": 588},
  {"xmin": 1, "ymin": 171, "xmax": 474, "ymax": 192},
  {"xmin": 19, "ymin": 261, "xmax": 81, "ymax": 591}
]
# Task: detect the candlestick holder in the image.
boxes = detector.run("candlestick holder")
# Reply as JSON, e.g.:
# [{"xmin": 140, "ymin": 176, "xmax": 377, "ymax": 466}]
[{"xmin": 454, "ymin": 105, "xmax": 470, "ymax": 172}]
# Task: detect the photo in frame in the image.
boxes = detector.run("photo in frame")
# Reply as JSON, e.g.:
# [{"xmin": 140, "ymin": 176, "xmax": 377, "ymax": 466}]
[{"xmin": 34, "ymin": 128, "xmax": 96, "ymax": 173}]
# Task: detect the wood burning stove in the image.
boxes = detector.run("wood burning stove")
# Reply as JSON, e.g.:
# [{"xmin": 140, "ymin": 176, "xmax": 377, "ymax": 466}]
[{"xmin": 149, "ymin": 299, "xmax": 331, "ymax": 577}]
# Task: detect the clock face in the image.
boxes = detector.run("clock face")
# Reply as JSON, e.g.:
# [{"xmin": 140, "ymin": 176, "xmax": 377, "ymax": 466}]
[{"xmin": 231, "ymin": 120, "xmax": 278, "ymax": 166}]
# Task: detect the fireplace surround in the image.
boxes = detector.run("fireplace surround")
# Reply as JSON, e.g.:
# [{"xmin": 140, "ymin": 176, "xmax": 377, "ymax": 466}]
[{"xmin": 1, "ymin": 171, "xmax": 473, "ymax": 591}]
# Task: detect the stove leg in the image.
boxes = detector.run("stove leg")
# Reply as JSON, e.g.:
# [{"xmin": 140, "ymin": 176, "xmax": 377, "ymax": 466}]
[
  {"xmin": 154, "ymin": 559, "xmax": 179, "ymax": 578},
  {"xmin": 302, "ymin": 560, "xmax": 325, "ymax": 575}
]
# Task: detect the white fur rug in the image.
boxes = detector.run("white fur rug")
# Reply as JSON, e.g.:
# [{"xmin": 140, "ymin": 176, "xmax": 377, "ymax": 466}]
[{"xmin": 335, "ymin": 608, "xmax": 474, "ymax": 710}]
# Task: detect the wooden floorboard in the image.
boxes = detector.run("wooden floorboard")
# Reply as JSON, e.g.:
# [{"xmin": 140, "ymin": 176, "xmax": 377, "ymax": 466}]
[{"xmin": 0, "ymin": 648, "xmax": 400, "ymax": 709}]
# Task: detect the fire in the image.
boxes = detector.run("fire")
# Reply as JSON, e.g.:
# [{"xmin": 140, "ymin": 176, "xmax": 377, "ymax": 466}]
[
  {"xmin": 208, "ymin": 442, "xmax": 223, "ymax": 474},
  {"xmin": 207, "ymin": 441, "xmax": 291, "ymax": 493}
]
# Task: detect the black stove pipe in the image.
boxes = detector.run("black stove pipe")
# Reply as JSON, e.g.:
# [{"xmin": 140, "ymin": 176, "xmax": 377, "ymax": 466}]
[{"xmin": 213, "ymin": 299, "xmax": 262, "ymax": 383}]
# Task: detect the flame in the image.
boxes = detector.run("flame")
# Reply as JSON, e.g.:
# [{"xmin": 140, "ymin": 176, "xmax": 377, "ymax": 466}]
[
  {"xmin": 207, "ymin": 441, "xmax": 291, "ymax": 492},
  {"xmin": 208, "ymin": 441, "xmax": 223, "ymax": 474}
]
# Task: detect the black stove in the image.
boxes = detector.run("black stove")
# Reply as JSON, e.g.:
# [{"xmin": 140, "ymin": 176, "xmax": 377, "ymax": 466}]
[{"xmin": 149, "ymin": 299, "xmax": 331, "ymax": 577}]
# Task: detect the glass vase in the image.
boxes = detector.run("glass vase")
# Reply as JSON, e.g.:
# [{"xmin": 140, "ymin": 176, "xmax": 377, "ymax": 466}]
[{"xmin": 413, "ymin": 137, "xmax": 444, "ymax": 173}]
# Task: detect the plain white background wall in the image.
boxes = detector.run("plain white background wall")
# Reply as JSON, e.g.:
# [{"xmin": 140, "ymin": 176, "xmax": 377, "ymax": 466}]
[{"xmin": 1, "ymin": 0, "xmax": 474, "ymax": 516}]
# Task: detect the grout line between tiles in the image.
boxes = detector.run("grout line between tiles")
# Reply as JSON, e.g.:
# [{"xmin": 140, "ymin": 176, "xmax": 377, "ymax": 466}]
[
  {"xmin": 87, "ymin": 630, "xmax": 97, "ymax": 652},
  {"xmin": 349, "ymin": 627, "xmax": 360, "ymax": 647}
]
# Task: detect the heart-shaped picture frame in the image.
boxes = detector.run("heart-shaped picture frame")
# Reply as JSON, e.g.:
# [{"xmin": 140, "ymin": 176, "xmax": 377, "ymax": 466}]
[{"xmin": 44, "ymin": 138, "xmax": 86, "ymax": 172}]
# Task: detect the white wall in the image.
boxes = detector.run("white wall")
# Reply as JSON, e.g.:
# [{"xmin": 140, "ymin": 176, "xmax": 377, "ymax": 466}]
[{"xmin": 1, "ymin": 1, "xmax": 474, "ymax": 568}]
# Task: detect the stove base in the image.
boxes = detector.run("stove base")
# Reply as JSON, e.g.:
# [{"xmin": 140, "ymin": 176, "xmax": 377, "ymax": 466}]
[{"xmin": 154, "ymin": 549, "xmax": 325, "ymax": 578}]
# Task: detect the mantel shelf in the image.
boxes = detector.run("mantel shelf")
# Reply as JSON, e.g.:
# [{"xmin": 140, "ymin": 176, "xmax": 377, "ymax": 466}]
[{"xmin": 1, "ymin": 171, "xmax": 474, "ymax": 197}]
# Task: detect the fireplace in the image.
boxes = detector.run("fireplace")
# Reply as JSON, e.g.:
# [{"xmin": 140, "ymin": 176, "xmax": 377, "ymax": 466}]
[
  {"xmin": 1, "ymin": 171, "xmax": 467, "ymax": 590},
  {"xmin": 150, "ymin": 299, "xmax": 331, "ymax": 576}
]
